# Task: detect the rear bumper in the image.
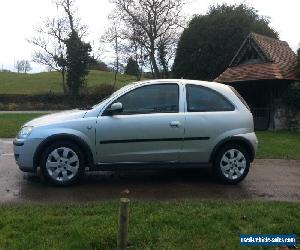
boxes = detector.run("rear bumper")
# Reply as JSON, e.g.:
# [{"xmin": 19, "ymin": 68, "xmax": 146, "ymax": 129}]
[
  {"xmin": 13, "ymin": 138, "xmax": 43, "ymax": 172},
  {"xmin": 238, "ymin": 132, "xmax": 258, "ymax": 159}
]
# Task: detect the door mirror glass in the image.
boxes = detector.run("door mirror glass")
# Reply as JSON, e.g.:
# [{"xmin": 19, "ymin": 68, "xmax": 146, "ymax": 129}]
[{"xmin": 108, "ymin": 102, "xmax": 123, "ymax": 115}]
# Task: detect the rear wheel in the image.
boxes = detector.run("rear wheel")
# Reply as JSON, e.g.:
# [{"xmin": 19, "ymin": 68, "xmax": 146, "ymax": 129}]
[
  {"xmin": 40, "ymin": 141, "xmax": 85, "ymax": 186},
  {"xmin": 213, "ymin": 143, "xmax": 250, "ymax": 184}
]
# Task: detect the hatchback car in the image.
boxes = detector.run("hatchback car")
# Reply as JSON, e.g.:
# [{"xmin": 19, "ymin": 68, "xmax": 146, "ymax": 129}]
[{"xmin": 14, "ymin": 79, "xmax": 257, "ymax": 186}]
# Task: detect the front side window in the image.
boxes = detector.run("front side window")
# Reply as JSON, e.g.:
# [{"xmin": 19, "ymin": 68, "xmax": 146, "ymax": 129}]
[
  {"xmin": 186, "ymin": 84, "xmax": 234, "ymax": 112},
  {"xmin": 111, "ymin": 83, "xmax": 179, "ymax": 115}
]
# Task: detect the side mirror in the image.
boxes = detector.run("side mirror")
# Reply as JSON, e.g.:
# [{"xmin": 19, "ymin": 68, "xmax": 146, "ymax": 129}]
[{"xmin": 108, "ymin": 102, "xmax": 123, "ymax": 115}]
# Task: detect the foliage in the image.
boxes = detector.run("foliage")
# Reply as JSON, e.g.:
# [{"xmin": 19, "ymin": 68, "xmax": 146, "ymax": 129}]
[
  {"xmin": 15, "ymin": 60, "xmax": 32, "ymax": 73},
  {"xmin": 109, "ymin": 0, "xmax": 186, "ymax": 78},
  {"xmin": 0, "ymin": 84, "xmax": 115, "ymax": 113},
  {"xmin": 158, "ymin": 42, "xmax": 169, "ymax": 78},
  {"xmin": 124, "ymin": 57, "xmax": 139, "ymax": 78},
  {"xmin": 0, "ymin": 69, "xmax": 11, "ymax": 73},
  {"xmin": 29, "ymin": 0, "xmax": 88, "ymax": 94},
  {"xmin": 89, "ymin": 58, "xmax": 109, "ymax": 71},
  {"xmin": 285, "ymin": 82, "xmax": 300, "ymax": 110},
  {"xmin": 65, "ymin": 31, "xmax": 92, "ymax": 98},
  {"xmin": 173, "ymin": 4, "xmax": 278, "ymax": 80},
  {"xmin": 297, "ymin": 48, "xmax": 300, "ymax": 77}
]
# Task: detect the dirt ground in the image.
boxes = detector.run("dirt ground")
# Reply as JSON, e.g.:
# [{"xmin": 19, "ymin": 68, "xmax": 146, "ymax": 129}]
[{"xmin": 0, "ymin": 139, "xmax": 299, "ymax": 203}]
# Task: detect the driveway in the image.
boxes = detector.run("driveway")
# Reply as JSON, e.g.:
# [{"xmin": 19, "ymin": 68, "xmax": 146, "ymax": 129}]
[{"xmin": 0, "ymin": 139, "xmax": 299, "ymax": 203}]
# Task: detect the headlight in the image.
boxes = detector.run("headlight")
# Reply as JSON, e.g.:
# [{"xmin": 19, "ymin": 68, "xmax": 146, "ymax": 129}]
[{"xmin": 17, "ymin": 126, "xmax": 34, "ymax": 139}]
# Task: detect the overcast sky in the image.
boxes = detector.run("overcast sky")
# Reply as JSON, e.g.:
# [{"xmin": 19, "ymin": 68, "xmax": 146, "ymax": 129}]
[{"xmin": 1, "ymin": 0, "xmax": 299, "ymax": 72}]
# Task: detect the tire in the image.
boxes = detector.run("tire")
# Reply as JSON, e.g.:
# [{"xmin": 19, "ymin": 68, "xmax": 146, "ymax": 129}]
[
  {"xmin": 40, "ymin": 141, "xmax": 85, "ymax": 186},
  {"xmin": 213, "ymin": 143, "xmax": 250, "ymax": 184}
]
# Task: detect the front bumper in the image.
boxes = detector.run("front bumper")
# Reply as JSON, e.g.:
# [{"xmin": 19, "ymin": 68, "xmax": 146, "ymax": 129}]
[{"xmin": 13, "ymin": 138, "xmax": 43, "ymax": 172}]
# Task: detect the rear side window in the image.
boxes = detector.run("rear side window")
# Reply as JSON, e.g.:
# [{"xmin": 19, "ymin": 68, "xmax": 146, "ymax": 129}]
[
  {"xmin": 229, "ymin": 86, "xmax": 251, "ymax": 111},
  {"xmin": 186, "ymin": 84, "xmax": 234, "ymax": 112}
]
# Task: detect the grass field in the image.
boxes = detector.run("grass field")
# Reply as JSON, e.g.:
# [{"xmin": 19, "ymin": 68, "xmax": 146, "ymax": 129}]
[
  {"xmin": 0, "ymin": 200, "xmax": 298, "ymax": 249},
  {"xmin": 0, "ymin": 71, "xmax": 137, "ymax": 94},
  {"xmin": 0, "ymin": 113, "xmax": 299, "ymax": 159},
  {"xmin": 256, "ymin": 131, "xmax": 300, "ymax": 159},
  {"xmin": 0, "ymin": 113, "xmax": 46, "ymax": 138}
]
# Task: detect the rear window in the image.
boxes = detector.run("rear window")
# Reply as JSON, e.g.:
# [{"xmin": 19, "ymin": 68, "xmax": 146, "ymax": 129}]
[
  {"xmin": 186, "ymin": 84, "xmax": 235, "ymax": 112},
  {"xmin": 229, "ymin": 86, "xmax": 251, "ymax": 110}
]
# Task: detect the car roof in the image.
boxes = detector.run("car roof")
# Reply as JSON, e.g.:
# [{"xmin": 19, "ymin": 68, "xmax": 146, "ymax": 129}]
[{"xmin": 132, "ymin": 79, "xmax": 231, "ymax": 92}]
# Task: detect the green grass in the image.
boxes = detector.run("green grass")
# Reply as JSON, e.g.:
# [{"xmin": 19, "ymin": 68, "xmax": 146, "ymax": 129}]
[
  {"xmin": 0, "ymin": 200, "xmax": 298, "ymax": 249},
  {"xmin": 0, "ymin": 113, "xmax": 46, "ymax": 138},
  {"xmin": 256, "ymin": 131, "xmax": 300, "ymax": 159},
  {"xmin": 0, "ymin": 113, "xmax": 299, "ymax": 160},
  {"xmin": 0, "ymin": 71, "xmax": 137, "ymax": 94}
]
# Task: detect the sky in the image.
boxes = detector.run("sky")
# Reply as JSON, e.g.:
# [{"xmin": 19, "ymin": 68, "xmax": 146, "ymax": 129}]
[{"xmin": 0, "ymin": 0, "xmax": 299, "ymax": 72}]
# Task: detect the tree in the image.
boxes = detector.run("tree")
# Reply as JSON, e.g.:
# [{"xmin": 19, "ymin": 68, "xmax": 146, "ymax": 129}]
[
  {"xmin": 173, "ymin": 4, "xmax": 278, "ymax": 80},
  {"xmin": 102, "ymin": 18, "xmax": 123, "ymax": 87},
  {"xmin": 158, "ymin": 41, "xmax": 169, "ymax": 78},
  {"xmin": 65, "ymin": 31, "xmax": 92, "ymax": 99},
  {"xmin": 15, "ymin": 60, "xmax": 32, "ymax": 73},
  {"xmin": 125, "ymin": 57, "xmax": 139, "ymax": 78},
  {"xmin": 285, "ymin": 82, "xmax": 300, "ymax": 110},
  {"xmin": 15, "ymin": 61, "xmax": 23, "ymax": 73},
  {"xmin": 89, "ymin": 58, "xmax": 109, "ymax": 71},
  {"xmin": 29, "ymin": 0, "xmax": 87, "ymax": 94},
  {"xmin": 29, "ymin": 17, "xmax": 69, "ymax": 93},
  {"xmin": 0, "ymin": 69, "xmax": 11, "ymax": 73},
  {"xmin": 285, "ymin": 48, "xmax": 300, "ymax": 110},
  {"xmin": 110, "ymin": 0, "xmax": 186, "ymax": 78},
  {"xmin": 121, "ymin": 28, "xmax": 147, "ymax": 80},
  {"xmin": 297, "ymin": 48, "xmax": 300, "ymax": 78},
  {"xmin": 23, "ymin": 61, "xmax": 32, "ymax": 73}
]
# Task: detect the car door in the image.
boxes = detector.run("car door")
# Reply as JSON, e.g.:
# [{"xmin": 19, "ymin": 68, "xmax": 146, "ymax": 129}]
[
  {"xmin": 96, "ymin": 83, "xmax": 185, "ymax": 164},
  {"xmin": 182, "ymin": 84, "xmax": 236, "ymax": 163}
]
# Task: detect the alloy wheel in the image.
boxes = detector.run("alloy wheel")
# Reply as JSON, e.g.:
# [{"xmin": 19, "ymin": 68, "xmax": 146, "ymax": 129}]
[
  {"xmin": 45, "ymin": 147, "xmax": 80, "ymax": 182},
  {"xmin": 220, "ymin": 149, "xmax": 247, "ymax": 180}
]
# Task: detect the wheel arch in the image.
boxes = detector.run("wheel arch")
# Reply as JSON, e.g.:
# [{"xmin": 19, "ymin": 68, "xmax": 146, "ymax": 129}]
[
  {"xmin": 209, "ymin": 136, "xmax": 255, "ymax": 163},
  {"xmin": 33, "ymin": 134, "xmax": 94, "ymax": 171}
]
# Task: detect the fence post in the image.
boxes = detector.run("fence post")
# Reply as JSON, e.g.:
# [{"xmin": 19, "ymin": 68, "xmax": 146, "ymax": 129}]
[{"xmin": 117, "ymin": 198, "xmax": 130, "ymax": 250}]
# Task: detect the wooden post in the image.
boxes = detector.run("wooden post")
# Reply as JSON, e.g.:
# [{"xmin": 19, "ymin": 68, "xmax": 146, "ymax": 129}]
[{"xmin": 117, "ymin": 198, "xmax": 130, "ymax": 250}]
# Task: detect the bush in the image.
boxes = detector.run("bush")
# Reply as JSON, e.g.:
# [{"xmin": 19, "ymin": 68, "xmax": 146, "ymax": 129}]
[
  {"xmin": 84, "ymin": 84, "xmax": 115, "ymax": 104},
  {"xmin": 125, "ymin": 57, "xmax": 139, "ymax": 77},
  {"xmin": 0, "ymin": 83, "xmax": 116, "ymax": 111},
  {"xmin": 285, "ymin": 82, "xmax": 300, "ymax": 109}
]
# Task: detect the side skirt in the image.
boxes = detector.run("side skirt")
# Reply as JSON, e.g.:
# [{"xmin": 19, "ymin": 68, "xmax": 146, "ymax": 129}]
[{"xmin": 89, "ymin": 162, "xmax": 212, "ymax": 171}]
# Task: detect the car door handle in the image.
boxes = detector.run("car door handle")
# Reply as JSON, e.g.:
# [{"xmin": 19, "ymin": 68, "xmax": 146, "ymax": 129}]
[{"xmin": 169, "ymin": 121, "xmax": 181, "ymax": 128}]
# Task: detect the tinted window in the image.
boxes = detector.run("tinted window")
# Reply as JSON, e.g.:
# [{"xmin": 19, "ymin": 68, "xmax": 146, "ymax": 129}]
[
  {"xmin": 229, "ymin": 86, "xmax": 250, "ymax": 110},
  {"xmin": 186, "ymin": 85, "xmax": 234, "ymax": 112},
  {"xmin": 113, "ymin": 84, "xmax": 179, "ymax": 115}
]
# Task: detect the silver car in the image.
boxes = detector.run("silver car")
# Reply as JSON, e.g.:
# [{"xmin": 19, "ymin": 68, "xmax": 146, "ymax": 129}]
[{"xmin": 13, "ymin": 79, "xmax": 258, "ymax": 186}]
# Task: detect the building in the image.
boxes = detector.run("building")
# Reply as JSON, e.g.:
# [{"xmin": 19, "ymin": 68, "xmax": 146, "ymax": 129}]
[{"xmin": 215, "ymin": 33, "xmax": 298, "ymax": 130}]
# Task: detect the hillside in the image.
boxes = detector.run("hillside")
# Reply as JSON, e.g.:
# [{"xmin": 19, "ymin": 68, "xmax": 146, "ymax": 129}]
[{"xmin": 0, "ymin": 70, "xmax": 137, "ymax": 94}]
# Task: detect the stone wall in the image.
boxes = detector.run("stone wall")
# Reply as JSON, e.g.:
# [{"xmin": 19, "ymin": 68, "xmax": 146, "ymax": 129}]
[{"xmin": 273, "ymin": 99, "xmax": 300, "ymax": 131}]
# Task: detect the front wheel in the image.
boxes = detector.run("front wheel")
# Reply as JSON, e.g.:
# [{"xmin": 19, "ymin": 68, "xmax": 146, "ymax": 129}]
[
  {"xmin": 40, "ymin": 141, "xmax": 85, "ymax": 186},
  {"xmin": 213, "ymin": 143, "xmax": 250, "ymax": 184}
]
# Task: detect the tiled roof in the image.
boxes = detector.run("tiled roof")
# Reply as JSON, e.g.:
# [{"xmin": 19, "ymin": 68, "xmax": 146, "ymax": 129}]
[{"xmin": 215, "ymin": 33, "xmax": 297, "ymax": 83}]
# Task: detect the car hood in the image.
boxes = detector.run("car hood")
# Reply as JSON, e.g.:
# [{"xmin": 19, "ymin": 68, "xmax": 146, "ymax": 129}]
[{"xmin": 24, "ymin": 109, "xmax": 87, "ymax": 127}]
